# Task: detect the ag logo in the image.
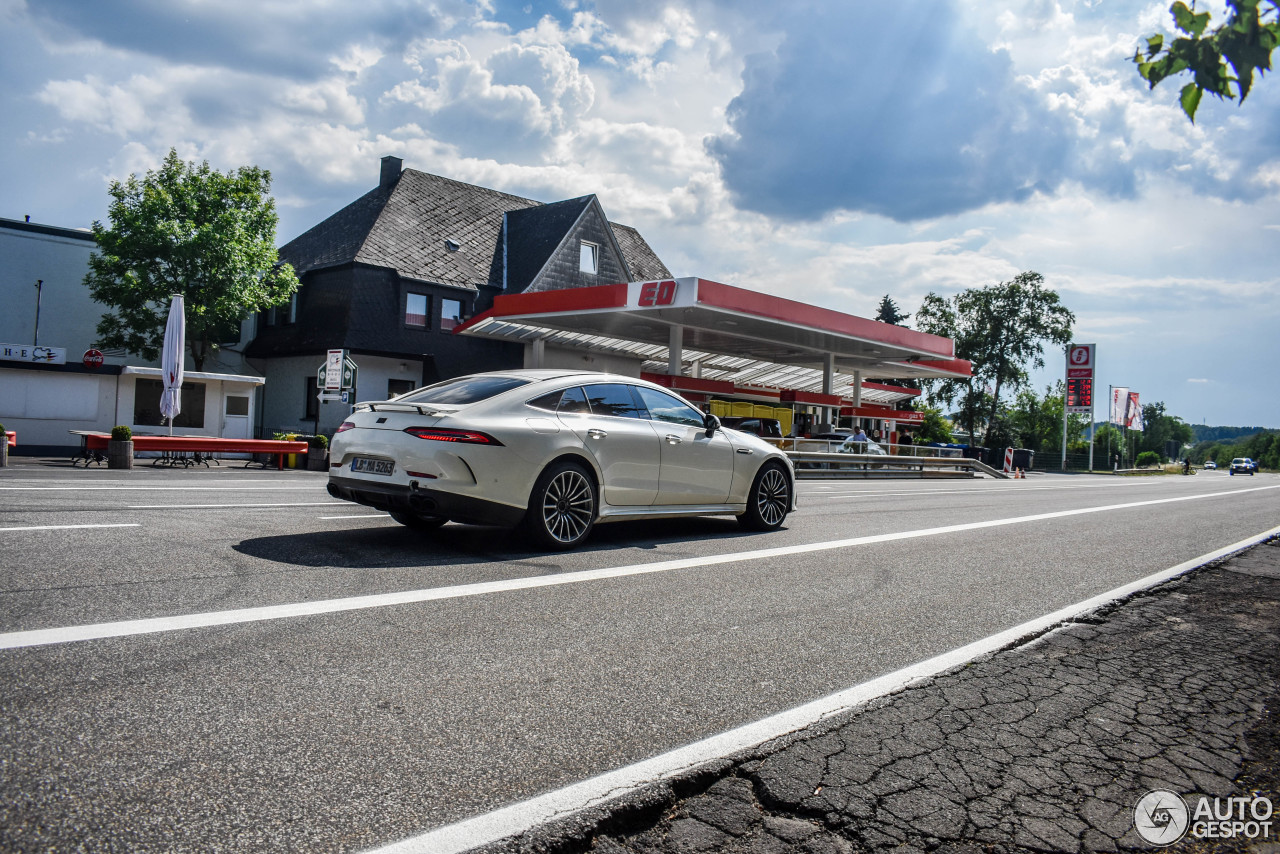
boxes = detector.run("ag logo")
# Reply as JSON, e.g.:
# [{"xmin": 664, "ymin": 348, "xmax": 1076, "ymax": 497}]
[
  {"xmin": 1134, "ymin": 790, "xmax": 1189, "ymax": 846},
  {"xmin": 637, "ymin": 280, "xmax": 677, "ymax": 307}
]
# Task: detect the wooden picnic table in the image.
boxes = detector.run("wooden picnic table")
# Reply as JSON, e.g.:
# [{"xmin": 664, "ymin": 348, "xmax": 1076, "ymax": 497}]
[{"xmin": 70, "ymin": 432, "xmax": 310, "ymax": 470}]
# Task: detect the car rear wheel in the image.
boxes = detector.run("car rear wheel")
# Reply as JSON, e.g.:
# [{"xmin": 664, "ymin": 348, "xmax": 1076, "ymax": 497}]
[
  {"xmin": 390, "ymin": 511, "xmax": 448, "ymax": 530},
  {"xmin": 738, "ymin": 461, "xmax": 791, "ymax": 531},
  {"xmin": 523, "ymin": 460, "xmax": 597, "ymax": 550}
]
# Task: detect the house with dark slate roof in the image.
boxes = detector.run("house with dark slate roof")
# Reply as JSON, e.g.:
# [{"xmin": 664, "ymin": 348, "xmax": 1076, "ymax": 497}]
[{"xmin": 246, "ymin": 156, "xmax": 673, "ymax": 437}]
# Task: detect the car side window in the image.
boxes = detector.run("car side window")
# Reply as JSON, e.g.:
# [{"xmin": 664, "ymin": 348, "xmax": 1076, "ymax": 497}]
[
  {"xmin": 527, "ymin": 386, "xmax": 590, "ymax": 414},
  {"xmin": 583, "ymin": 384, "xmax": 644, "ymax": 419},
  {"xmin": 633, "ymin": 386, "xmax": 705, "ymax": 428},
  {"xmin": 557, "ymin": 386, "xmax": 590, "ymax": 414}
]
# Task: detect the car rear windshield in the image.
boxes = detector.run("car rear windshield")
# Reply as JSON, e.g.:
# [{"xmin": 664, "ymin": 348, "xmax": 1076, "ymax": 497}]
[{"xmin": 397, "ymin": 375, "xmax": 531, "ymax": 405}]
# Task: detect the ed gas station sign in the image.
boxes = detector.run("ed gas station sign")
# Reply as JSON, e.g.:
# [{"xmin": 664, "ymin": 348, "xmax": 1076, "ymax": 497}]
[
  {"xmin": 1, "ymin": 343, "xmax": 66, "ymax": 365},
  {"xmin": 1065, "ymin": 343, "xmax": 1095, "ymax": 414}
]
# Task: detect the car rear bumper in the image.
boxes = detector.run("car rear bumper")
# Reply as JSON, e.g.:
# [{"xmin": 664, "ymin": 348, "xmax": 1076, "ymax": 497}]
[{"xmin": 326, "ymin": 474, "xmax": 527, "ymax": 527}]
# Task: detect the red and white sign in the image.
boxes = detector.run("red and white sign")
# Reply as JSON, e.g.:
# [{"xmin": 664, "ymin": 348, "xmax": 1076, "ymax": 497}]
[
  {"xmin": 1068, "ymin": 344, "xmax": 1094, "ymax": 369},
  {"xmin": 82, "ymin": 349, "xmax": 105, "ymax": 369},
  {"xmin": 1065, "ymin": 343, "xmax": 1095, "ymax": 415},
  {"xmin": 636, "ymin": 279, "xmax": 678, "ymax": 307}
]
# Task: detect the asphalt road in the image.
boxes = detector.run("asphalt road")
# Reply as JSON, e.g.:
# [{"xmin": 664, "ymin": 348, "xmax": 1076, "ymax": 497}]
[{"xmin": 1, "ymin": 459, "xmax": 1277, "ymax": 853}]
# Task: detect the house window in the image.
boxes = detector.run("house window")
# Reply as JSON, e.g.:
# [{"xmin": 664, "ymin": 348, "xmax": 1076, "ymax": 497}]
[
  {"xmin": 388, "ymin": 379, "xmax": 416, "ymax": 399},
  {"xmin": 266, "ymin": 306, "xmax": 278, "ymax": 326},
  {"xmin": 406, "ymin": 293, "xmax": 428, "ymax": 327},
  {"xmin": 133, "ymin": 379, "xmax": 206, "ymax": 428},
  {"xmin": 441, "ymin": 298, "xmax": 463, "ymax": 331},
  {"xmin": 286, "ymin": 293, "xmax": 298, "ymax": 324},
  {"xmin": 579, "ymin": 241, "xmax": 599, "ymax": 274}
]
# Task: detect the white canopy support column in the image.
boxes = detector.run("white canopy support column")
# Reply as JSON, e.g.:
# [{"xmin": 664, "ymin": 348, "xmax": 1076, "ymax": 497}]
[
  {"xmin": 851, "ymin": 370, "xmax": 863, "ymax": 408},
  {"xmin": 527, "ymin": 336, "xmax": 546, "ymax": 369},
  {"xmin": 668, "ymin": 324, "xmax": 683, "ymax": 376},
  {"xmin": 822, "ymin": 352, "xmax": 836, "ymax": 428}
]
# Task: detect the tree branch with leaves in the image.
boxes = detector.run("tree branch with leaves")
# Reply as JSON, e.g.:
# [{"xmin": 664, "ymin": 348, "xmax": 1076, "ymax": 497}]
[
  {"xmin": 86, "ymin": 149, "xmax": 299, "ymax": 371},
  {"xmin": 1134, "ymin": 0, "xmax": 1279, "ymax": 122},
  {"xmin": 914, "ymin": 272, "xmax": 1074, "ymax": 445}
]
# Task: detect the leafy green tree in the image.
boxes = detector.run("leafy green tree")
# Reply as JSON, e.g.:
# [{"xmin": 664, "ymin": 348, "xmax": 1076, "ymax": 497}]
[
  {"xmin": 1133, "ymin": 0, "xmax": 1279, "ymax": 122},
  {"xmin": 913, "ymin": 405, "xmax": 954, "ymax": 444},
  {"xmin": 86, "ymin": 148, "xmax": 299, "ymax": 371},
  {"xmin": 914, "ymin": 272, "xmax": 1074, "ymax": 444},
  {"xmin": 874, "ymin": 294, "xmax": 910, "ymax": 327},
  {"xmin": 1007, "ymin": 382, "xmax": 1089, "ymax": 456},
  {"xmin": 1134, "ymin": 401, "xmax": 1195, "ymax": 461}
]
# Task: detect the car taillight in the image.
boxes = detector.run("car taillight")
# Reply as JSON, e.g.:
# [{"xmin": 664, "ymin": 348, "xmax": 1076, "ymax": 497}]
[
  {"xmin": 336, "ymin": 421, "xmax": 355, "ymax": 433},
  {"xmin": 403, "ymin": 427, "xmax": 503, "ymax": 445}
]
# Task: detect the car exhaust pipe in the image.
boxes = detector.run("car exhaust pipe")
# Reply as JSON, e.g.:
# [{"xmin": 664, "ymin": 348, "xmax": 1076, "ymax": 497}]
[
  {"xmin": 326, "ymin": 483, "xmax": 343, "ymax": 499},
  {"xmin": 408, "ymin": 494, "xmax": 438, "ymax": 513}
]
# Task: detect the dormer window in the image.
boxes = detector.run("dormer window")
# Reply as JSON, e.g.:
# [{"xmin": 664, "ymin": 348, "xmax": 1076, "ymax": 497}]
[{"xmin": 579, "ymin": 240, "xmax": 598, "ymax": 274}]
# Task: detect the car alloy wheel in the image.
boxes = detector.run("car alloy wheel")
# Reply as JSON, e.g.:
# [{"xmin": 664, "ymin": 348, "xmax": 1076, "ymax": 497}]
[
  {"xmin": 526, "ymin": 461, "xmax": 597, "ymax": 549},
  {"xmin": 739, "ymin": 462, "xmax": 790, "ymax": 531}
]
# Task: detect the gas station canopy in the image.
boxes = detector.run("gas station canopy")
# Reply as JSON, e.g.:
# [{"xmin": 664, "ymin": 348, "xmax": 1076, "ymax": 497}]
[{"xmin": 456, "ymin": 278, "xmax": 971, "ymax": 401}]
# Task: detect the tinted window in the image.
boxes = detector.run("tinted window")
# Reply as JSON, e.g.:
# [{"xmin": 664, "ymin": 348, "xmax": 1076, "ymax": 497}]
[
  {"xmin": 633, "ymin": 386, "xmax": 705, "ymax": 427},
  {"xmin": 399, "ymin": 375, "xmax": 530, "ymax": 405},
  {"xmin": 584, "ymin": 384, "xmax": 644, "ymax": 419},
  {"xmin": 528, "ymin": 387, "xmax": 591, "ymax": 413},
  {"xmin": 558, "ymin": 386, "xmax": 590, "ymax": 414}
]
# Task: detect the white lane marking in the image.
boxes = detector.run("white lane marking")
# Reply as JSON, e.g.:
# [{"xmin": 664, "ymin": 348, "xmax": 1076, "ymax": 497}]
[
  {"xmin": 0, "ymin": 486, "xmax": 322, "ymax": 491},
  {"xmin": 1, "ymin": 483, "xmax": 1276, "ymax": 651},
  {"xmin": 799, "ymin": 479, "xmax": 1173, "ymax": 498},
  {"xmin": 126, "ymin": 502, "xmax": 340, "ymax": 509},
  {"xmin": 365, "ymin": 522, "xmax": 1280, "ymax": 854},
  {"xmin": 0, "ymin": 524, "xmax": 141, "ymax": 533},
  {"xmin": 318, "ymin": 514, "xmax": 389, "ymax": 520}
]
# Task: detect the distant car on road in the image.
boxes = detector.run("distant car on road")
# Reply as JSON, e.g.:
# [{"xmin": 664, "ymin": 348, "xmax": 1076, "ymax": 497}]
[
  {"xmin": 1203, "ymin": 460, "xmax": 1217, "ymax": 470},
  {"xmin": 1229, "ymin": 457, "xmax": 1255, "ymax": 476}
]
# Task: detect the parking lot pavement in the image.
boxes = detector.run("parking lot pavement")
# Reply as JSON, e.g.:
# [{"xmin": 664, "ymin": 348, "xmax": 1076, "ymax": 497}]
[{"xmin": 488, "ymin": 539, "xmax": 1280, "ymax": 854}]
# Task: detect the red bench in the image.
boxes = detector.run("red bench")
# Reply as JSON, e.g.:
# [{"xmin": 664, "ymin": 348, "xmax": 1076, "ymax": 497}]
[{"xmin": 80, "ymin": 434, "xmax": 310, "ymax": 470}]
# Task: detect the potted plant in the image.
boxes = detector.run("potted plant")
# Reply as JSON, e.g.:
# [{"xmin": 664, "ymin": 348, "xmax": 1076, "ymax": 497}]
[
  {"xmin": 107, "ymin": 425, "xmax": 134, "ymax": 470},
  {"xmin": 306, "ymin": 434, "xmax": 329, "ymax": 471},
  {"xmin": 0, "ymin": 422, "xmax": 8, "ymax": 468}
]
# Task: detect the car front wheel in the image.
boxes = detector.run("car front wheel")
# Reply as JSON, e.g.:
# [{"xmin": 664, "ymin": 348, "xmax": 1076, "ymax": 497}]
[
  {"xmin": 738, "ymin": 461, "xmax": 791, "ymax": 531},
  {"xmin": 523, "ymin": 460, "xmax": 597, "ymax": 550}
]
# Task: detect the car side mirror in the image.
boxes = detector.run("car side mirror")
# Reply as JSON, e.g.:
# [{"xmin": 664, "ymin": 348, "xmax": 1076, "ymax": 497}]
[{"xmin": 703, "ymin": 413, "xmax": 721, "ymax": 437}]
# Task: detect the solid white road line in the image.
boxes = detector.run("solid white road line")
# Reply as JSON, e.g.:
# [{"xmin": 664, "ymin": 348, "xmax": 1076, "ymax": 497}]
[
  {"xmin": 1, "ymin": 483, "xmax": 1276, "ymax": 652},
  {"xmin": 126, "ymin": 502, "xmax": 340, "ymax": 509},
  {"xmin": 364, "ymin": 522, "xmax": 1280, "ymax": 854},
  {"xmin": 0, "ymin": 524, "xmax": 141, "ymax": 533},
  {"xmin": 0, "ymin": 486, "xmax": 322, "ymax": 491},
  {"xmin": 318, "ymin": 514, "xmax": 389, "ymax": 520}
]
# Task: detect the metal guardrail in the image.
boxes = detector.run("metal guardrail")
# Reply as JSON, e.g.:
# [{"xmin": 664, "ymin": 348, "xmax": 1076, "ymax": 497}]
[{"xmin": 784, "ymin": 450, "xmax": 1009, "ymax": 479}]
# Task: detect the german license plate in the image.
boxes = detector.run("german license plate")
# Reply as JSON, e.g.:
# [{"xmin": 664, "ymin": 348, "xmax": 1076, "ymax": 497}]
[{"xmin": 351, "ymin": 457, "xmax": 394, "ymax": 476}]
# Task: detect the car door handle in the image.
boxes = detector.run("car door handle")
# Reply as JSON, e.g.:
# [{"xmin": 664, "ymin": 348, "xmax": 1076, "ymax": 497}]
[
  {"xmin": 665, "ymin": 434, "xmax": 682, "ymax": 444},
  {"xmin": 736, "ymin": 448, "xmax": 754, "ymax": 455},
  {"xmin": 587, "ymin": 428, "xmax": 608, "ymax": 440}
]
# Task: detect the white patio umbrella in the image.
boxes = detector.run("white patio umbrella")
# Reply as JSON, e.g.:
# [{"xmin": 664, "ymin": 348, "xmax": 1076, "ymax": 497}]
[{"xmin": 159, "ymin": 294, "xmax": 185, "ymax": 436}]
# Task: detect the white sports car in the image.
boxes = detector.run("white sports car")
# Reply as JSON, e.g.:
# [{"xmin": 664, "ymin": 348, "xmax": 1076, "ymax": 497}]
[{"xmin": 326, "ymin": 370, "xmax": 797, "ymax": 549}]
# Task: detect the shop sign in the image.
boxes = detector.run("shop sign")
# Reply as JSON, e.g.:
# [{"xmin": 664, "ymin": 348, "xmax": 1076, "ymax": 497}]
[{"xmin": 1, "ymin": 343, "xmax": 66, "ymax": 365}]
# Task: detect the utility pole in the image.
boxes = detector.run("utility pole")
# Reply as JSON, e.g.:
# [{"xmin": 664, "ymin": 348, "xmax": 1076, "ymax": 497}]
[{"xmin": 33, "ymin": 279, "xmax": 43, "ymax": 345}]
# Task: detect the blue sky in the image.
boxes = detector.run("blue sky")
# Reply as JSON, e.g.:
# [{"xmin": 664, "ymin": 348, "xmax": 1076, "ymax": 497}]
[{"xmin": 2, "ymin": 0, "xmax": 1277, "ymax": 427}]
